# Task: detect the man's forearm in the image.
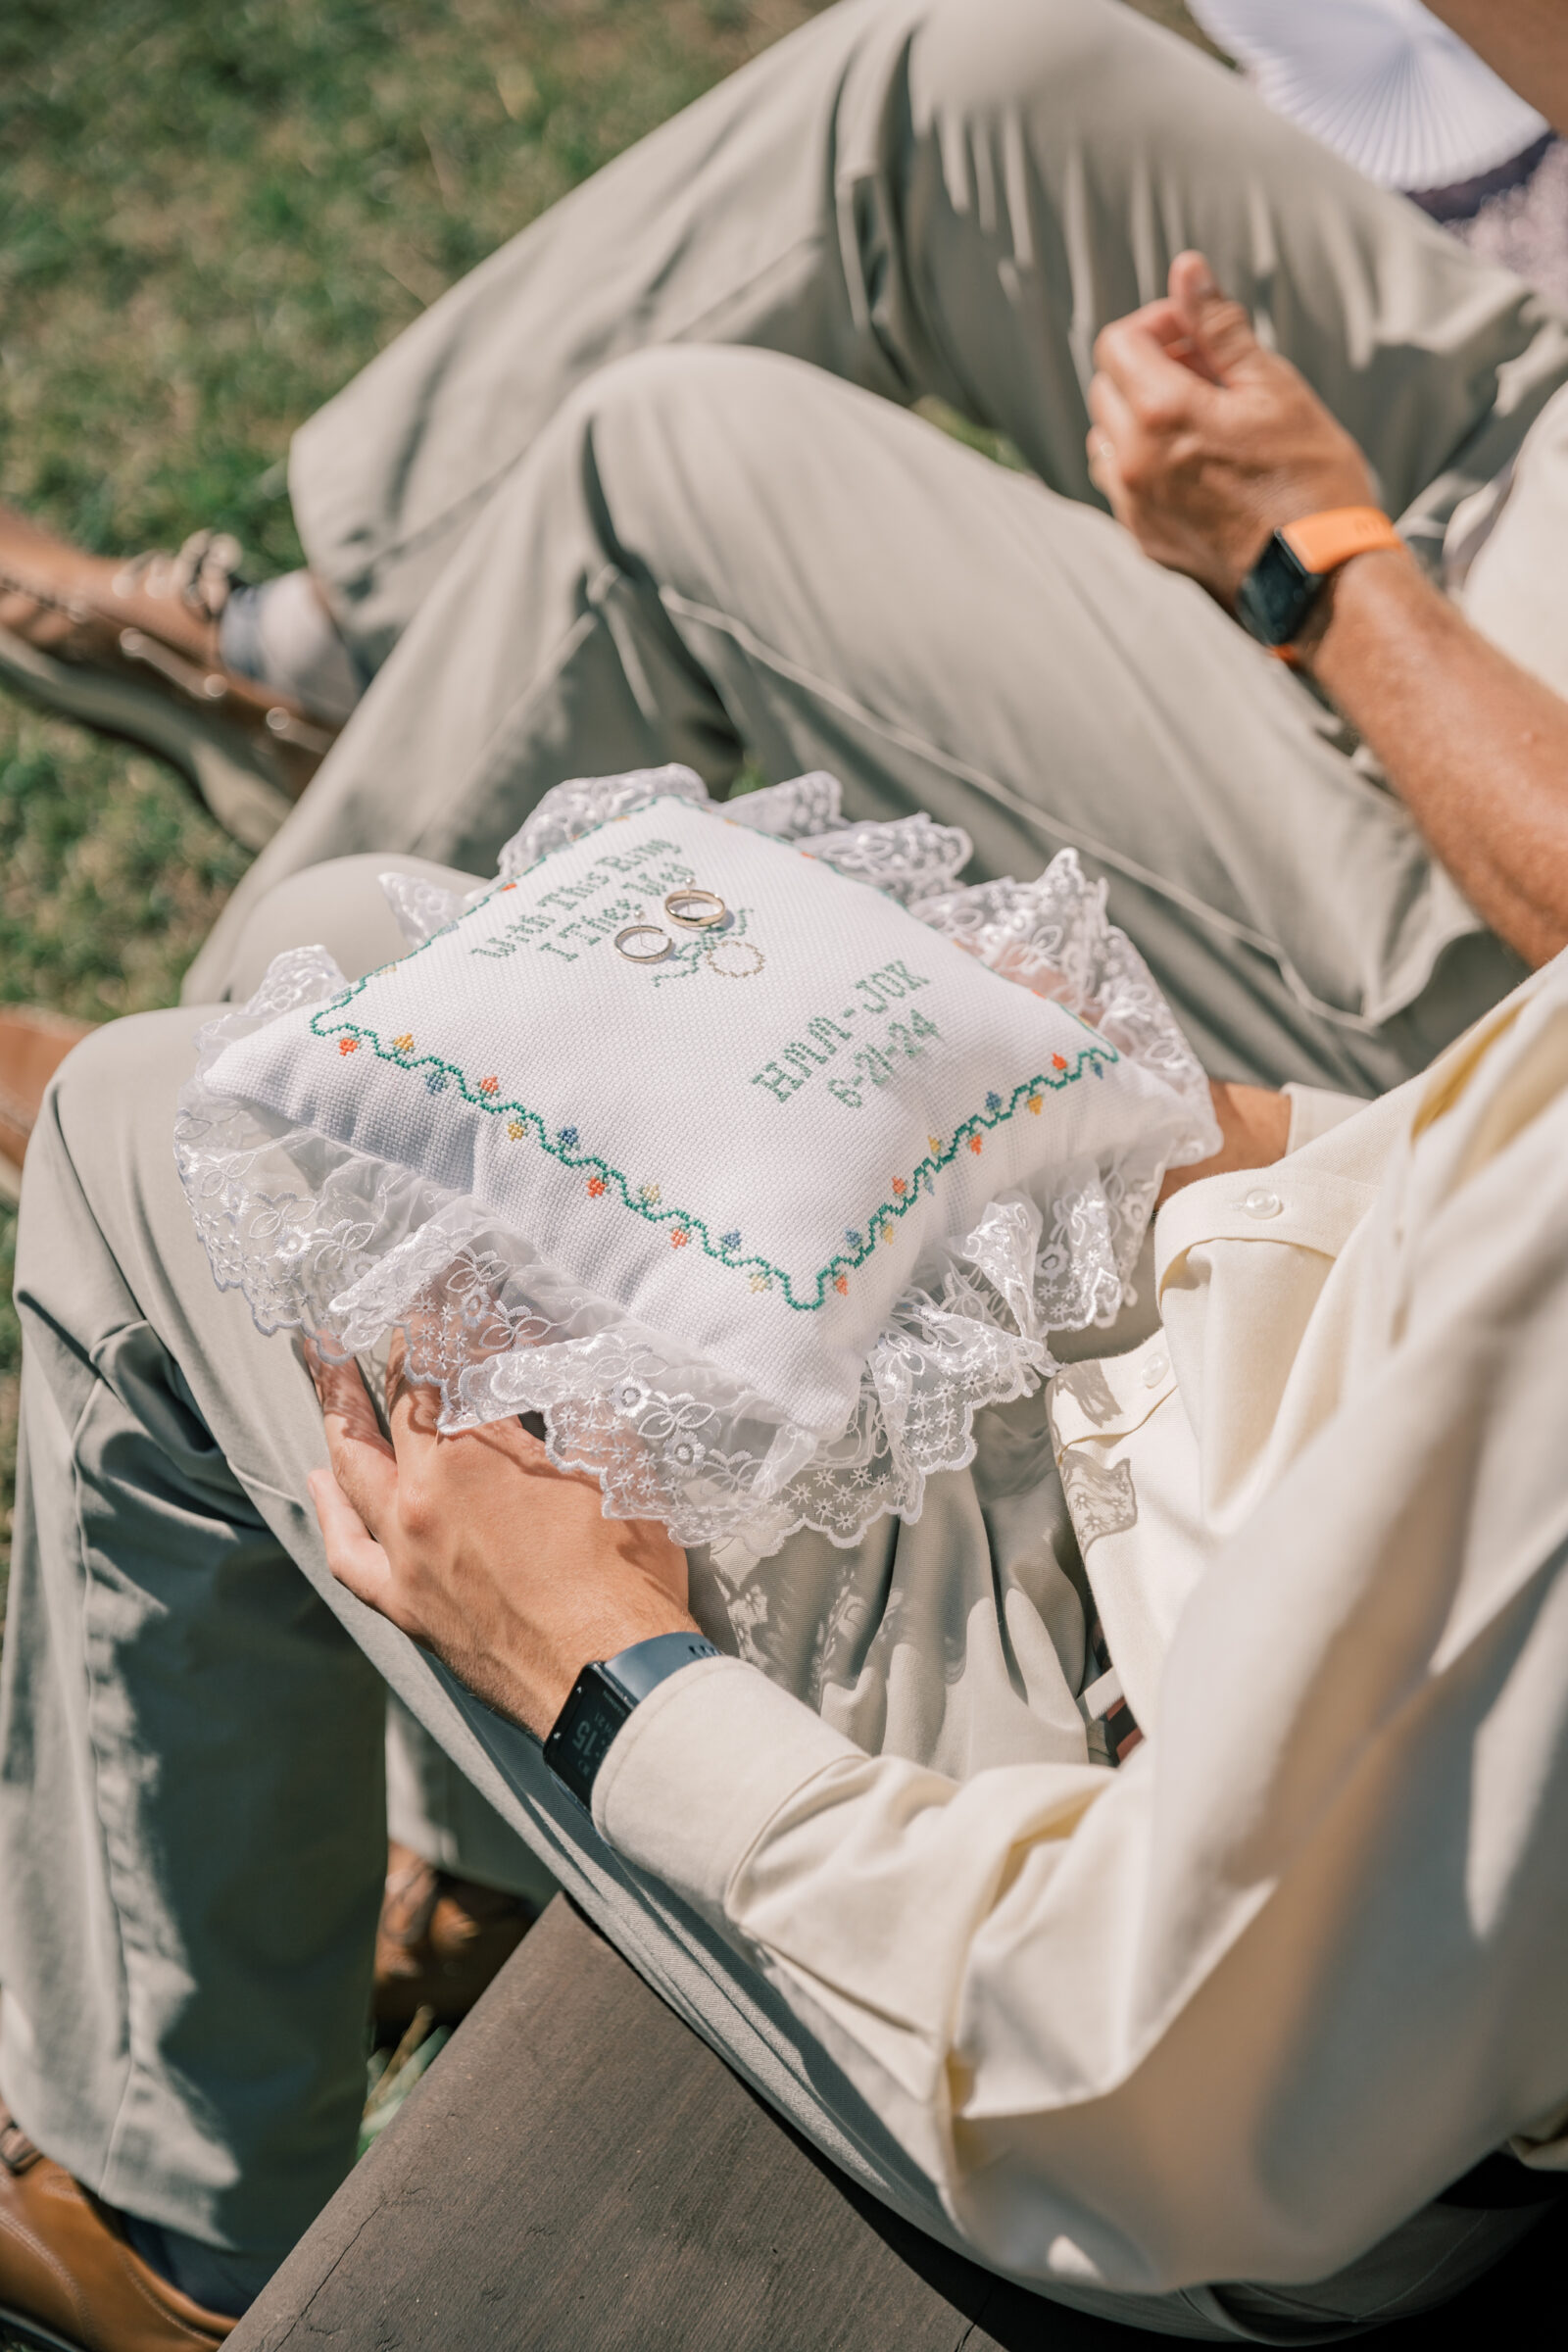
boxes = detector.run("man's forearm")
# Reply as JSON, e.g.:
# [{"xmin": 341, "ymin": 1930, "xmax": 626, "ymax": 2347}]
[
  {"xmin": 1087, "ymin": 253, "xmax": 1568, "ymax": 971},
  {"xmin": 1301, "ymin": 551, "xmax": 1568, "ymax": 970}
]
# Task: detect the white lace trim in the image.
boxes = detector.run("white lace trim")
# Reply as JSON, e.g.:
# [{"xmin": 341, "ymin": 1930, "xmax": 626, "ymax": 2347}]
[
  {"xmin": 176, "ymin": 767, "xmax": 1217, "ymax": 1555},
  {"xmin": 376, "ymin": 868, "xmax": 488, "ymax": 952}
]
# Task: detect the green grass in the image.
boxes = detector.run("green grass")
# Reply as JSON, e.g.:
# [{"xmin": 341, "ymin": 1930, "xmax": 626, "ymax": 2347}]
[
  {"xmin": 0, "ymin": 0, "xmax": 851, "ymax": 1611},
  {"xmin": 0, "ymin": 0, "xmax": 1211, "ymax": 1613}
]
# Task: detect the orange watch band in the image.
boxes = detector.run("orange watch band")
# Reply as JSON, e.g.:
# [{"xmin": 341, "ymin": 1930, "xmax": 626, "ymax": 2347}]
[{"xmin": 1278, "ymin": 505, "xmax": 1403, "ymax": 575}]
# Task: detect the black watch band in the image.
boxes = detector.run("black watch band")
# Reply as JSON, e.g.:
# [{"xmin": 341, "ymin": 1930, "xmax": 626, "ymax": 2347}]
[
  {"xmin": 543, "ymin": 1631, "xmax": 719, "ymax": 1807},
  {"xmin": 1235, "ymin": 528, "xmax": 1325, "ymax": 649}
]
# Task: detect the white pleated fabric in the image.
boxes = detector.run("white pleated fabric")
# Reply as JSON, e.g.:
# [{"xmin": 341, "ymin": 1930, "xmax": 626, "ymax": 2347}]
[{"xmin": 1187, "ymin": 0, "xmax": 1547, "ymax": 191}]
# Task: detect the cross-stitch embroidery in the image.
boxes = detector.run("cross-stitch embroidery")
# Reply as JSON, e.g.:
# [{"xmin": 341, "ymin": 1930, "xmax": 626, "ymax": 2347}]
[
  {"xmin": 706, "ymin": 938, "xmax": 765, "ymax": 979},
  {"xmin": 752, "ymin": 967, "xmax": 944, "ymax": 1109},
  {"xmin": 309, "ymin": 982, "xmax": 1116, "ymax": 1309},
  {"xmin": 468, "ymin": 836, "xmax": 694, "ymax": 964},
  {"xmin": 301, "ymin": 796, "xmax": 1125, "ymax": 1312},
  {"xmin": 649, "ymin": 904, "xmax": 759, "ymax": 987},
  {"xmin": 182, "ymin": 769, "xmax": 1218, "ymax": 1574}
]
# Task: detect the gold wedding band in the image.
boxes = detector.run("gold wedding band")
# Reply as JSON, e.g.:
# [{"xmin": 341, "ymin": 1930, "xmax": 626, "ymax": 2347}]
[
  {"xmin": 613, "ymin": 923, "xmax": 674, "ymax": 964},
  {"xmin": 664, "ymin": 887, "xmax": 727, "ymax": 931}
]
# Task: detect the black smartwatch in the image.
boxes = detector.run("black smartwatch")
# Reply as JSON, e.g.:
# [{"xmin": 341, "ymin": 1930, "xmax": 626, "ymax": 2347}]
[
  {"xmin": 1235, "ymin": 506, "xmax": 1403, "ymax": 652},
  {"xmin": 544, "ymin": 1630, "xmax": 719, "ymax": 1806}
]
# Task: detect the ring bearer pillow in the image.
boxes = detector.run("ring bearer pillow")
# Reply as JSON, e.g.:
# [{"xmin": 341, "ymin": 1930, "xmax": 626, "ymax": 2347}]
[{"xmin": 179, "ymin": 765, "xmax": 1218, "ymax": 1556}]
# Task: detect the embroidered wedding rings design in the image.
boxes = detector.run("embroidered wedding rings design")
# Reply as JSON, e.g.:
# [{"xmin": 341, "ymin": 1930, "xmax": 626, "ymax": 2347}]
[
  {"xmin": 705, "ymin": 937, "xmax": 765, "ymax": 978},
  {"xmin": 614, "ymin": 887, "xmax": 732, "ymax": 967}
]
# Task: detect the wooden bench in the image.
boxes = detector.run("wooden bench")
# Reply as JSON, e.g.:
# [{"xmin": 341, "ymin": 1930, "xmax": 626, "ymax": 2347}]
[{"xmin": 227, "ymin": 1898, "xmax": 1559, "ymax": 2351}]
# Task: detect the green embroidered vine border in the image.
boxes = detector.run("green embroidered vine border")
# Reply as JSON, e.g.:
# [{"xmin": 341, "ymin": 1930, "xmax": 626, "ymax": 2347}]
[
  {"xmin": 307, "ymin": 798, "xmax": 1123, "ymax": 1312},
  {"xmin": 310, "ymin": 1000, "xmax": 1118, "ymax": 1310}
]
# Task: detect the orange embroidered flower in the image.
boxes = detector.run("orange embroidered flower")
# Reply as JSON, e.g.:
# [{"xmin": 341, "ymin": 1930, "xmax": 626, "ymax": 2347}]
[
  {"xmin": 671, "ymin": 1228, "xmax": 690, "ymax": 1249},
  {"xmin": 833, "ymin": 1274, "xmax": 848, "ymax": 1295},
  {"xmin": 928, "ymin": 1134, "xmax": 942, "ymax": 1154},
  {"xmin": 338, "ymin": 1037, "xmax": 359, "ymax": 1055},
  {"xmin": 880, "ymin": 1222, "xmax": 895, "ymax": 1245},
  {"xmin": 1052, "ymin": 1054, "xmax": 1067, "ymax": 1072},
  {"xmin": 499, "ymin": 882, "xmax": 517, "ymax": 893},
  {"xmin": 892, "ymin": 1177, "xmax": 906, "ymax": 1197},
  {"xmin": 968, "ymin": 1133, "xmax": 983, "ymax": 1154},
  {"xmin": 479, "ymin": 1075, "xmax": 500, "ymax": 1095},
  {"xmin": 587, "ymin": 1176, "xmax": 607, "ymax": 1198},
  {"xmin": 1028, "ymin": 1095, "xmax": 1043, "ymax": 1114},
  {"xmin": 393, "ymin": 1033, "xmax": 415, "ymax": 1054},
  {"xmin": 507, "ymin": 1119, "xmax": 525, "ymax": 1141}
]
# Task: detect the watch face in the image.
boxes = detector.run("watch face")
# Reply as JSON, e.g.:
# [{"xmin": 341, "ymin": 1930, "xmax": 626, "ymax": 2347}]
[
  {"xmin": 559, "ymin": 1696, "xmax": 623, "ymax": 1785},
  {"xmin": 1237, "ymin": 532, "xmax": 1323, "ymax": 647},
  {"xmin": 545, "ymin": 1635, "xmax": 721, "ymax": 1805},
  {"xmin": 545, "ymin": 1669, "xmax": 636, "ymax": 1804}
]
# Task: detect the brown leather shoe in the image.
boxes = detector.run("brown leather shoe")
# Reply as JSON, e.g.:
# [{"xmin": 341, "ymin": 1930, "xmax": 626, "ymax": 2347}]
[
  {"xmin": 0, "ymin": 506, "xmax": 338, "ymax": 850},
  {"xmin": 0, "ymin": 2105, "xmax": 233, "ymax": 2350},
  {"xmin": 0, "ymin": 1007, "xmax": 96, "ymax": 1206},
  {"xmin": 373, "ymin": 1841, "xmax": 538, "ymax": 2031}
]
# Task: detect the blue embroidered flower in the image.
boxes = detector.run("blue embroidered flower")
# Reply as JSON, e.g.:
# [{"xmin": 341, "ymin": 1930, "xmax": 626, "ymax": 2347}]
[
  {"xmin": 986, "ymin": 1090, "xmax": 1003, "ymax": 1113},
  {"xmin": 559, "ymin": 1125, "xmax": 579, "ymax": 1149},
  {"xmin": 1092, "ymin": 1061, "xmax": 1104, "ymax": 1080},
  {"xmin": 424, "ymin": 1070, "xmax": 448, "ymax": 1095},
  {"xmin": 845, "ymin": 1228, "xmax": 861, "ymax": 1250},
  {"xmin": 720, "ymin": 1229, "xmax": 742, "ymax": 1253}
]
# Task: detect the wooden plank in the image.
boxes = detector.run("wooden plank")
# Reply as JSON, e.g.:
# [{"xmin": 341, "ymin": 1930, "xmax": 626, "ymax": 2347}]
[
  {"xmin": 229, "ymin": 1897, "xmax": 1131, "ymax": 2352},
  {"xmin": 230, "ymin": 1897, "xmax": 1560, "ymax": 2350}
]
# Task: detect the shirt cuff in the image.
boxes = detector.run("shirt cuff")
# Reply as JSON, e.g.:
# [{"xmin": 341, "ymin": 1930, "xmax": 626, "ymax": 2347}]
[
  {"xmin": 592, "ymin": 1653, "xmax": 858, "ymax": 1916},
  {"xmin": 1282, "ymin": 1081, "xmax": 1366, "ymax": 1152}
]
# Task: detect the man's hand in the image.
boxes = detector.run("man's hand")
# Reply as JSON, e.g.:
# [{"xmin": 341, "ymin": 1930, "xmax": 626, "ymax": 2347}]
[
  {"xmin": 1087, "ymin": 251, "xmax": 1376, "ymax": 604},
  {"xmin": 307, "ymin": 1340, "xmax": 696, "ymax": 1739},
  {"xmin": 1088, "ymin": 250, "xmax": 1568, "ymax": 970}
]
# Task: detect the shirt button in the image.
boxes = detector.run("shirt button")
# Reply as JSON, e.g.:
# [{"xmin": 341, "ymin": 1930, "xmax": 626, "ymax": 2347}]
[
  {"xmin": 1243, "ymin": 1188, "xmax": 1284, "ymax": 1219},
  {"xmin": 1141, "ymin": 1352, "xmax": 1169, "ymax": 1388}
]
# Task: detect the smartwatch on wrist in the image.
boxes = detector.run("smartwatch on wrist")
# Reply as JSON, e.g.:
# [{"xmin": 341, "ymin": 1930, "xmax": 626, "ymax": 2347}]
[
  {"xmin": 544, "ymin": 1630, "xmax": 719, "ymax": 1807},
  {"xmin": 1236, "ymin": 505, "xmax": 1404, "ymax": 652}
]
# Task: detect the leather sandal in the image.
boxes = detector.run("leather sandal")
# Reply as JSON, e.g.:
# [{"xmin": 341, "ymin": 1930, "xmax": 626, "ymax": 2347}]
[
  {"xmin": 0, "ymin": 506, "xmax": 339, "ymax": 850},
  {"xmin": 374, "ymin": 1840, "xmax": 539, "ymax": 2030},
  {"xmin": 0, "ymin": 1007, "xmax": 96, "ymax": 1207},
  {"xmin": 0, "ymin": 2104, "xmax": 233, "ymax": 2351}
]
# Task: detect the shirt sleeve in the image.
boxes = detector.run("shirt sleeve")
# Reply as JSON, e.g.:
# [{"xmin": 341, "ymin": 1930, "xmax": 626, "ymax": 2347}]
[
  {"xmin": 596, "ymin": 988, "xmax": 1568, "ymax": 2299},
  {"xmin": 1281, "ymin": 1080, "xmax": 1367, "ymax": 1152}
]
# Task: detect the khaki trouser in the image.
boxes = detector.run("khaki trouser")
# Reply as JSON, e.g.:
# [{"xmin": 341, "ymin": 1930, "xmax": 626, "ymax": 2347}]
[
  {"xmin": 1, "ymin": 878, "xmax": 1542, "ymax": 2340},
  {"xmin": 183, "ymin": 0, "xmax": 1568, "ymax": 1098},
  {"xmin": 3, "ymin": 0, "xmax": 1562, "ymax": 2328}
]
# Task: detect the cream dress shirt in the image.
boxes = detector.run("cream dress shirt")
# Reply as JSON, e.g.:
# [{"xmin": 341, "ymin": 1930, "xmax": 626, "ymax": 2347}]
[{"xmin": 594, "ymin": 953, "xmax": 1568, "ymax": 2296}]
